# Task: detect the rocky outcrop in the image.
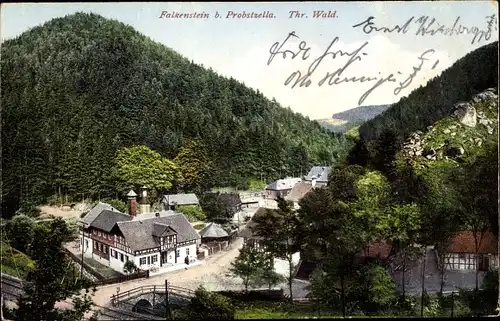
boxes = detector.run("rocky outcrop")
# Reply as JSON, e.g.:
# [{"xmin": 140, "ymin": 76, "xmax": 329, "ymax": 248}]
[
  {"xmin": 403, "ymin": 89, "xmax": 498, "ymax": 162},
  {"xmin": 453, "ymin": 102, "xmax": 477, "ymax": 127}
]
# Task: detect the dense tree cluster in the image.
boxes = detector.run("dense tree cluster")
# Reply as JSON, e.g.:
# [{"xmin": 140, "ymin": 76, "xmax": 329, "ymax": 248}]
[{"xmin": 1, "ymin": 12, "xmax": 350, "ymax": 217}]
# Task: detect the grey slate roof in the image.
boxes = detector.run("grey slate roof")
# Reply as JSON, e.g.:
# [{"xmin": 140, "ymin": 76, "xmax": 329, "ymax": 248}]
[
  {"xmin": 304, "ymin": 166, "xmax": 331, "ymax": 182},
  {"xmin": 81, "ymin": 202, "xmax": 121, "ymax": 226},
  {"xmin": 152, "ymin": 223, "xmax": 177, "ymax": 237},
  {"xmin": 238, "ymin": 207, "xmax": 267, "ymax": 240},
  {"xmin": 285, "ymin": 182, "xmax": 313, "ymax": 202},
  {"xmin": 163, "ymin": 193, "xmax": 199, "ymax": 206},
  {"xmin": 199, "ymin": 223, "xmax": 229, "ymax": 238},
  {"xmin": 116, "ymin": 211, "xmax": 200, "ymax": 252},
  {"xmin": 266, "ymin": 177, "xmax": 302, "ymax": 191},
  {"xmin": 90, "ymin": 210, "xmax": 132, "ymax": 232}
]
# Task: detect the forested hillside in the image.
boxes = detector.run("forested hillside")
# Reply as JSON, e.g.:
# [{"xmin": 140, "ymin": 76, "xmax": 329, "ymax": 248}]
[
  {"xmin": 359, "ymin": 41, "xmax": 498, "ymax": 143},
  {"xmin": 1, "ymin": 12, "xmax": 349, "ymax": 216}
]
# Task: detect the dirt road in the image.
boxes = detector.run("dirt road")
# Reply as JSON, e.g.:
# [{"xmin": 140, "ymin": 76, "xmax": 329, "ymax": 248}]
[{"xmin": 92, "ymin": 237, "xmax": 245, "ymax": 306}]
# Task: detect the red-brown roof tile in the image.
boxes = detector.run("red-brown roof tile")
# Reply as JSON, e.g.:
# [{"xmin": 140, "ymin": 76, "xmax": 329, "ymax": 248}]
[
  {"xmin": 360, "ymin": 240, "xmax": 392, "ymax": 259},
  {"xmin": 447, "ymin": 231, "xmax": 498, "ymax": 254}
]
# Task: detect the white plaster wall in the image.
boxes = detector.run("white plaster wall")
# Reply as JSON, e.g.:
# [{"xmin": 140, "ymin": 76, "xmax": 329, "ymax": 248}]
[
  {"xmin": 81, "ymin": 236, "xmax": 93, "ymax": 259},
  {"xmin": 109, "ymin": 248, "xmax": 133, "ymax": 273},
  {"xmin": 135, "ymin": 253, "xmax": 161, "ymax": 271},
  {"xmin": 273, "ymin": 252, "xmax": 301, "ymax": 277}
]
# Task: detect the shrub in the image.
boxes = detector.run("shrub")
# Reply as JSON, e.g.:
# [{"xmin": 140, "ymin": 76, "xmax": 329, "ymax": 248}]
[
  {"xmin": 193, "ymin": 223, "xmax": 206, "ymax": 230},
  {"xmin": 187, "ymin": 286, "xmax": 235, "ymax": 320},
  {"xmin": 177, "ymin": 205, "xmax": 206, "ymax": 222},
  {"xmin": 100, "ymin": 198, "xmax": 128, "ymax": 213}
]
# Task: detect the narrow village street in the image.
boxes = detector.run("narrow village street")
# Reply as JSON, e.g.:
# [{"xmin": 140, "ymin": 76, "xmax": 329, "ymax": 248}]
[{"xmin": 92, "ymin": 236, "xmax": 309, "ymax": 307}]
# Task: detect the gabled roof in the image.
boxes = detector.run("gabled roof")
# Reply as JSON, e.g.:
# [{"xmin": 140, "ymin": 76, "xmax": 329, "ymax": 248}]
[
  {"xmin": 163, "ymin": 193, "xmax": 199, "ymax": 206},
  {"xmin": 81, "ymin": 202, "xmax": 121, "ymax": 226},
  {"xmin": 90, "ymin": 210, "xmax": 132, "ymax": 232},
  {"xmin": 266, "ymin": 177, "xmax": 302, "ymax": 191},
  {"xmin": 447, "ymin": 231, "xmax": 497, "ymax": 254},
  {"xmin": 304, "ymin": 166, "xmax": 331, "ymax": 182},
  {"xmin": 238, "ymin": 207, "xmax": 268, "ymax": 239},
  {"xmin": 152, "ymin": 223, "xmax": 177, "ymax": 237},
  {"xmin": 116, "ymin": 211, "xmax": 200, "ymax": 252},
  {"xmin": 285, "ymin": 182, "xmax": 313, "ymax": 202},
  {"xmin": 199, "ymin": 223, "xmax": 229, "ymax": 238}
]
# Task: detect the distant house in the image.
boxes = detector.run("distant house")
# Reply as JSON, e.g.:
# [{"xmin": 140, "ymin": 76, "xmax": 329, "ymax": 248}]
[
  {"xmin": 162, "ymin": 193, "xmax": 199, "ymax": 211},
  {"xmin": 304, "ymin": 166, "xmax": 331, "ymax": 187},
  {"xmin": 442, "ymin": 231, "xmax": 498, "ymax": 271},
  {"xmin": 239, "ymin": 207, "xmax": 301, "ymax": 277},
  {"xmin": 285, "ymin": 182, "xmax": 314, "ymax": 208},
  {"xmin": 264, "ymin": 177, "xmax": 302, "ymax": 200},
  {"xmin": 80, "ymin": 190, "xmax": 200, "ymax": 274}
]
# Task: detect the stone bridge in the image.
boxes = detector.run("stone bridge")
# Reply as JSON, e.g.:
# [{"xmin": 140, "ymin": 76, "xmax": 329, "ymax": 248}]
[{"xmin": 111, "ymin": 285, "xmax": 194, "ymax": 314}]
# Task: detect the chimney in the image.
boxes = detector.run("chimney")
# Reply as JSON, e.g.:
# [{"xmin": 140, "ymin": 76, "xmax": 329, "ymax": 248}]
[
  {"xmin": 127, "ymin": 190, "xmax": 138, "ymax": 216},
  {"xmin": 311, "ymin": 175, "xmax": 317, "ymax": 188}
]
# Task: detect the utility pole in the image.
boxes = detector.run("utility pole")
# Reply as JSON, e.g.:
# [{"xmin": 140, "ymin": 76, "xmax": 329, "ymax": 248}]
[
  {"xmin": 165, "ymin": 279, "xmax": 170, "ymax": 320},
  {"xmin": 80, "ymin": 222, "xmax": 85, "ymax": 280},
  {"xmin": 420, "ymin": 246, "xmax": 427, "ymax": 317}
]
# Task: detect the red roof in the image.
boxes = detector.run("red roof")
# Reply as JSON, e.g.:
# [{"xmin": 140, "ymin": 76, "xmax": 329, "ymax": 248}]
[
  {"xmin": 360, "ymin": 240, "xmax": 392, "ymax": 259},
  {"xmin": 447, "ymin": 231, "xmax": 498, "ymax": 254}
]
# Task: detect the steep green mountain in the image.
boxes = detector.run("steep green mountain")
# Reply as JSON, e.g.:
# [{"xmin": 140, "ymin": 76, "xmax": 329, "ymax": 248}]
[
  {"xmin": 316, "ymin": 104, "xmax": 390, "ymax": 133},
  {"xmin": 1, "ymin": 12, "xmax": 349, "ymax": 216},
  {"xmin": 359, "ymin": 41, "xmax": 498, "ymax": 143}
]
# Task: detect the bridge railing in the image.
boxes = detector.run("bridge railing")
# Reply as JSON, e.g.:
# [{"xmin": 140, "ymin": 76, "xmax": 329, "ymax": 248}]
[{"xmin": 111, "ymin": 284, "xmax": 195, "ymax": 306}]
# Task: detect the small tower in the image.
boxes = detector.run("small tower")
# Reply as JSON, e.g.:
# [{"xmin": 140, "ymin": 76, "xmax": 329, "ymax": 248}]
[
  {"xmin": 127, "ymin": 190, "xmax": 138, "ymax": 216},
  {"xmin": 139, "ymin": 185, "xmax": 151, "ymax": 214}
]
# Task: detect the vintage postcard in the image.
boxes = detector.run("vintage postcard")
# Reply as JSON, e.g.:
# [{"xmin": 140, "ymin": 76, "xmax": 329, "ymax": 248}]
[{"xmin": 1, "ymin": 1, "xmax": 499, "ymax": 320}]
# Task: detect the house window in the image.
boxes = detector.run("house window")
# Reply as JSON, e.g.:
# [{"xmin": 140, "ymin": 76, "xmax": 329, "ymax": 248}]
[
  {"xmin": 186, "ymin": 248, "xmax": 190, "ymax": 256},
  {"xmin": 176, "ymin": 250, "xmax": 180, "ymax": 258},
  {"xmin": 94, "ymin": 242, "xmax": 97, "ymax": 250},
  {"xmin": 125, "ymin": 255, "xmax": 129, "ymax": 262},
  {"xmin": 140, "ymin": 257, "xmax": 147, "ymax": 266},
  {"xmin": 120, "ymin": 253, "xmax": 124, "ymax": 262},
  {"xmin": 147, "ymin": 256, "xmax": 151, "ymax": 265},
  {"xmin": 152, "ymin": 255, "xmax": 158, "ymax": 263},
  {"xmin": 85, "ymin": 240, "xmax": 89, "ymax": 249},
  {"xmin": 98, "ymin": 231, "xmax": 102, "ymax": 237}
]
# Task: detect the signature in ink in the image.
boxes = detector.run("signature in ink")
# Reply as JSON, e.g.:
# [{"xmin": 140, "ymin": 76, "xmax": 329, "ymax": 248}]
[
  {"xmin": 352, "ymin": 14, "xmax": 497, "ymax": 45},
  {"xmin": 267, "ymin": 32, "xmax": 441, "ymax": 105},
  {"xmin": 394, "ymin": 49, "xmax": 439, "ymax": 96}
]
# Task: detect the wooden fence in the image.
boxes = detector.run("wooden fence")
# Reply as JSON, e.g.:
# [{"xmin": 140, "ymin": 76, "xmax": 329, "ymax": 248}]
[{"xmin": 63, "ymin": 247, "xmax": 149, "ymax": 286}]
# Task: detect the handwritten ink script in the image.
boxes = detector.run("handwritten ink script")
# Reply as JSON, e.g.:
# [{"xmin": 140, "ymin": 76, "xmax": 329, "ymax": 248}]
[
  {"xmin": 352, "ymin": 14, "xmax": 498, "ymax": 45},
  {"xmin": 267, "ymin": 31, "xmax": 440, "ymax": 105}
]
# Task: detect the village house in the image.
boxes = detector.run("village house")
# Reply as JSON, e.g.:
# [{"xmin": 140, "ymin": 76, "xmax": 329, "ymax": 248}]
[
  {"xmin": 285, "ymin": 181, "xmax": 314, "ymax": 209},
  {"xmin": 303, "ymin": 166, "xmax": 331, "ymax": 187},
  {"xmin": 162, "ymin": 193, "xmax": 199, "ymax": 211},
  {"xmin": 441, "ymin": 230, "xmax": 498, "ymax": 271},
  {"xmin": 238, "ymin": 207, "xmax": 301, "ymax": 277},
  {"xmin": 80, "ymin": 189, "xmax": 200, "ymax": 275},
  {"xmin": 264, "ymin": 177, "xmax": 302, "ymax": 200}
]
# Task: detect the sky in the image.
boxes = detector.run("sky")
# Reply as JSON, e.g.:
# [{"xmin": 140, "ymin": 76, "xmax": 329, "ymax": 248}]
[{"xmin": 1, "ymin": 1, "xmax": 498, "ymax": 120}]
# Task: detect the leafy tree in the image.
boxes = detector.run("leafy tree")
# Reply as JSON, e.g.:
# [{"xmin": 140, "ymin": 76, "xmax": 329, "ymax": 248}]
[
  {"xmin": 174, "ymin": 140, "xmax": 213, "ymax": 192},
  {"xmin": 123, "ymin": 260, "xmax": 138, "ymax": 274},
  {"xmin": 7, "ymin": 218, "xmax": 97, "ymax": 321},
  {"xmin": 186, "ymin": 286, "xmax": 235, "ymax": 320},
  {"xmin": 258, "ymin": 254, "xmax": 285, "ymax": 292},
  {"xmin": 229, "ymin": 246, "xmax": 267, "ymax": 293},
  {"xmin": 251, "ymin": 197, "xmax": 300, "ymax": 301},
  {"xmin": 356, "ymin": 264, "xmax": 397, "ymax": 313},
  {"xmin": 112, "ymin": 145, "xmax": 179, "ymax": 195},
  {"xmin": 198, "ymin": 193, "xmax": 237, "ymax": 223},
  {"xmin": 177, "ymin": 205, "xmax": 206, "ymax": 222}
]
